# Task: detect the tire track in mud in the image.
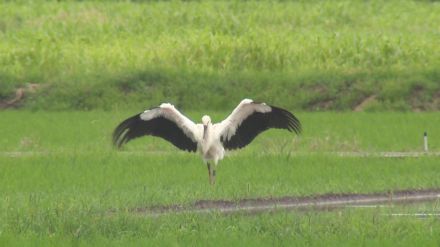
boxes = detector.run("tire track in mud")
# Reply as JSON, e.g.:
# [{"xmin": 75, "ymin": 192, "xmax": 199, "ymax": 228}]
[{"xmin": 128, "ymin": 189, "xmax": 440, "ymax": 217}]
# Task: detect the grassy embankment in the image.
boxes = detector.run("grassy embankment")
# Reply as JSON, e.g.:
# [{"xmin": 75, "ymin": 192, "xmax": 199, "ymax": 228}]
[{"xmin": 1, "ymin": 1, "xmax": 439, "ymax": 111}]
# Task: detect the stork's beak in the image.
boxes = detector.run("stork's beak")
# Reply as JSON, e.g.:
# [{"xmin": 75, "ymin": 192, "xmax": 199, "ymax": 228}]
[{"xmin": 203, "ymin": 125, "xmax": 207, "ymax": 139}]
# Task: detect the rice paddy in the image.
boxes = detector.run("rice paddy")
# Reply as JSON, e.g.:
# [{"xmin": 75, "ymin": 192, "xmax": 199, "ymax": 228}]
[{"xmin": 1, "ymin": 111, "xmax": 439, "ymax": 245}]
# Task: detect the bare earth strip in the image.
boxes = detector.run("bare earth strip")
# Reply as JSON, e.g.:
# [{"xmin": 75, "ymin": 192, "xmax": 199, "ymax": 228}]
[{"xmin": 129, "ymin": 189, "xmax": 440, "ymax": 217}]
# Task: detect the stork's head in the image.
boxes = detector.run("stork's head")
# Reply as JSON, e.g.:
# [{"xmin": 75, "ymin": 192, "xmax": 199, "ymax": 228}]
[{"xmin": 202, "ymin": 115, "xmax": 211, "ymax": 126}]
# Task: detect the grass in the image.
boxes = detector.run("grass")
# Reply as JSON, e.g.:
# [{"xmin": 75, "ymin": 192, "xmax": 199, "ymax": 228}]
[
  {"xmin": 2, "ymin": 207, "xmax": 440, "ymax": 247},
  {"xmin": 1, "ymin": 1, "xmax": 439, "ymax": 110},
  {"xmin": 2, "ymin": 1, "xmax": 439, "ymax": 244},
  {"xmin": 1, "ymin": 111, "xmax": 438, "ymax": 152},
  {"xmin": 2, "ymin": 152, "xmax": 440, "ymax": 207},
  {"xmin": 1, "ymin": 111, "xmax": 440, "ymax": 245}
]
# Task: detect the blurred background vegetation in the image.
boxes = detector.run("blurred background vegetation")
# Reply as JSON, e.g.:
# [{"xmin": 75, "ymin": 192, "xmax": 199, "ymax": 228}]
[{"xmin": 0, "ymin": 0, "xmax": 439, "ymax": 111}]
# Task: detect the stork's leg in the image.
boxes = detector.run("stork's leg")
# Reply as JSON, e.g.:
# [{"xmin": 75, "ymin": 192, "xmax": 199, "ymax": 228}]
[
  {"xmin": 211, "ymin": 160, "xmax": 218, "ymax": 185},
  {"xmin": 212, "ymin": 169, "xmax": 216, "ymax": 185},
  {"xmin": 207, "ymin": 162, "xmax": 213, "ymax": 185}
]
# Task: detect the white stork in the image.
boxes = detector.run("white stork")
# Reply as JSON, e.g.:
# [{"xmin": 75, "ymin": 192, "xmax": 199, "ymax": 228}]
[{"xmin": 113, "ymin": 99, "xmax": 301, "ymax": 184}]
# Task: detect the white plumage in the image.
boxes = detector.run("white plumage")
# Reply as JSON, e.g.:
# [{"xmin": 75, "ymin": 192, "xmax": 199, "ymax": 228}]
[{"xmin": 113, "ymin": 99, "xmax": 301, "ymax": 184}]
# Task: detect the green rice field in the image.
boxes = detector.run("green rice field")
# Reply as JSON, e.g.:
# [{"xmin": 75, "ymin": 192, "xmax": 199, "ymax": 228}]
[{"xmin": 1, "ymin": 111, "xmax": 439, "ymax": 245}]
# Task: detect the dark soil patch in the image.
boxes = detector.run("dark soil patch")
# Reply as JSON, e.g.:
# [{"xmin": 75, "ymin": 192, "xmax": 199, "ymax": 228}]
[
  {"xmin": 0, "ymin": 83, "xmax": 43, "ymax": 109},
  {"xmin": 354, "ymin": 95, "xmax": 377, "ymax": 111},
  {"xmin": 128, "ymin": 188, "xmax": 440, "ymax": 216}
]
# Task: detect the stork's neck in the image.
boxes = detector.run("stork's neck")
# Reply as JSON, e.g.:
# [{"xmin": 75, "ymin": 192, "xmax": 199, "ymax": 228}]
[
  {"xmin": 201, "ymin": 123, "xmax": 213, "ymax": 155},
  {"xmin": 203, "ymin": 123, "xmax": 212, "ymax": 141}
]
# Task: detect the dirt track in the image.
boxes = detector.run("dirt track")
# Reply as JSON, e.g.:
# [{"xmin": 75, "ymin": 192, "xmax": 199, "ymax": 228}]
[{"xmin": 131, "ymin": 189, "xmax": 440, "ymax": 217}]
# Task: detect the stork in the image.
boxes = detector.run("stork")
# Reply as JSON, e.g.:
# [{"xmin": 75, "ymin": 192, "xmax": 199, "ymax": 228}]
[{"xmin": 113, "ymin": 99, "xmax": 301, "ymax": 184}]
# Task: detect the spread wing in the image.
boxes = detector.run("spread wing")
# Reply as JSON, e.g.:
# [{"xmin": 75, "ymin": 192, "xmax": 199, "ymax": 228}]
[
  {"xmin": 113, "ymin": 103, "xmax": 202, "ymax": 152},
  {"xmin": 214, "ymin": 99, "xmax": 301, "ymax": 150}
]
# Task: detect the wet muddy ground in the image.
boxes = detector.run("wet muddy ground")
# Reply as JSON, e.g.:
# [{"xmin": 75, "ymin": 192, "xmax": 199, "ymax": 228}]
[{"xmin": 128, "ymin": 188, "xmax": 440, "ymax": 217}]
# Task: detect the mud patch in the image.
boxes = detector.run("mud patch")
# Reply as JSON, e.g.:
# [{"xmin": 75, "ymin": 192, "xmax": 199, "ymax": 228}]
[
  {"xmin": 432, "ymin": 90, "xmax": 440, "ymax": 109},
  {"xmin": 354, "ymin": 95, "xmax": 377, "ymax": 112},
  {"xmin": 409, "ymin": 85, "xmax": 426, "ymax": 111},
  {"xmin": 128, "ymin": 188, "xmax": 440, "ymax": 217},
  {"xmin": 0, "ymin": 83, "xmax": 43, "ymax": 109}
]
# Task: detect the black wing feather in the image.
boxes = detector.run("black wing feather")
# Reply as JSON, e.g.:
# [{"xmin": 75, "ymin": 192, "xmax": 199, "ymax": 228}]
[
  {"xmin": 112, "ymin": 112, "xmax": 197, "ymax": 152},
  {"xmin": 221, "ymin": 105, "xmax": 301, "ymax": 150}
]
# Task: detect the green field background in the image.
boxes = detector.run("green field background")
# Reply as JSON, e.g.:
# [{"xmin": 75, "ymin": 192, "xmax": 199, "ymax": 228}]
[
  {"xmin": 1, "ymin": 0, "xmax": 439, "ymax": 111},
  {"xmin": 1, "ymin": 111, "xmax": 440, "ymax": 246},
  {"xmin": 1, "ymin": 1, "xmax": 440, "ymax": 246}
]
